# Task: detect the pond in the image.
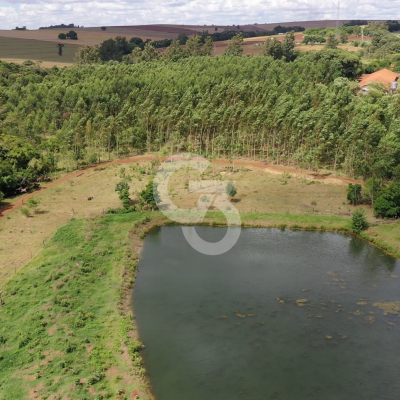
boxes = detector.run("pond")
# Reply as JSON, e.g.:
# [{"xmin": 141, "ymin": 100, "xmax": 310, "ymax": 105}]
[{"xmin": 133, "ymin": 226, "xmax": 400, "ymax": 400}]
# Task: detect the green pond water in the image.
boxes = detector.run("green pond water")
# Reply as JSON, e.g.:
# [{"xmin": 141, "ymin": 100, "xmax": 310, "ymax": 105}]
[{"xmin": 133, "ymin": 226, "xmax": 400, "ymax": 400}]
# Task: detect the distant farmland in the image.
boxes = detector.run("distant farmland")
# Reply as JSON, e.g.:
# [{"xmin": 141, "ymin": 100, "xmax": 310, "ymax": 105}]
[
  {"xmin": 0, "ymin": 36, "xmax": 78, "ymax": 65},
  {"xmin": 0, "ymin": 20, "xmax": 380, "ymax": 66}
]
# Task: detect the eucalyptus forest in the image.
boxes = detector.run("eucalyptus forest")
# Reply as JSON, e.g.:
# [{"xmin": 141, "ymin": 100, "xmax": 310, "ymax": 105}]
[{"xmin": 1, "ymin": 38, "xmax": 400, "ymax": 202}]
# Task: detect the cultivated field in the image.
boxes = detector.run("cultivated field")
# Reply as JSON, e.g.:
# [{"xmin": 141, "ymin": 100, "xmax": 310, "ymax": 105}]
[
  {"xmin": 0, "ymin": 21, "xmax": 375, "ymax": 65},
  {"xmin": 0, "ymin": 36, "xmax": 78, "ymax": 65},
  {"xmin": 0, "ymin": 26, "xmax": 179, "ymax": 47}
]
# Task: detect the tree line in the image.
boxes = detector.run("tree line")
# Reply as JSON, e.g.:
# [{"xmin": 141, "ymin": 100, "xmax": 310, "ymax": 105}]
[
  {"xmin": 0, "ymin": 47, "xmax": 399, "ymax": 209},
  {"xmin": 90, "ymin": 25, "xmax": 305, "ymax": 62}
]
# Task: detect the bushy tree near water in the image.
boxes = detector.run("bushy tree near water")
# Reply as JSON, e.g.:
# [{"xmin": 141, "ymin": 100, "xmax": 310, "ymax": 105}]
[
  {"xmin": 139, "ymin": 180, "xmax": 159, "ymax": 210},
  {"xmin": 226, "ymin": 181, "xmax": 237, "ymax": 198},
  {"xmin": 351, "ymin": 208, "xmax": 369, "ymax": 233},
  {"xmin": 374, "ymin": 182, "xmax": 400, "ymax": 218}
]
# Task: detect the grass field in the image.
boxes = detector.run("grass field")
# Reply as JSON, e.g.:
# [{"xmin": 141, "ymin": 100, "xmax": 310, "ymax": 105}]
[
  {"xmin": 0, "ymin": 212, "xmax": 153, "ymax": 400},
  {"xmin": 0, "ymin": 36, "xmax": 78, "ymax": 65},
  {"xmin": 0, "ymin": 155, "xmax": 380, "ymax": 286}
]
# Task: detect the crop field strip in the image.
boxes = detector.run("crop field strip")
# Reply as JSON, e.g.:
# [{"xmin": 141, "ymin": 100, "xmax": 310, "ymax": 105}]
[{"xmin": 0, "ymin": 36, "xmax": 78, "ymax": 64}]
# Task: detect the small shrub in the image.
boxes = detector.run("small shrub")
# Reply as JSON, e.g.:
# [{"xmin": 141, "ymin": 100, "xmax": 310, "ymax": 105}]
[
  {"xmin": 139, "ymin": 229, "xmax": 148, "ymax": 239},
  {"xmin": 115, "ymin": 181, "xmax": 130, "ymax": 194},
  {"xmin": 20, "ymin": 207, "xmax": 31, "ymax": 217},
  {"xmin": 26, "ymin": 198, "xmax": 40, "ymax": 209},
  {"xmin": 64, "ymin": 341, "xmax": 77, "ymax": 354},
  {"xmin": 351, "ymin": 208, "xmax": 368, "ymax": 233},
  {"xmin": 226, "ymin": 181, "xmax": 237, "ymax": 197}
]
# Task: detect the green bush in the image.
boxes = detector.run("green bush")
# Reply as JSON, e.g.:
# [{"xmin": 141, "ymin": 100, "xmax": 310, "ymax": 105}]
[
  {"xmin": 115, "ymin": 181, "xmax": 129, "ymax": 194},
  {"xmin": 26, "ymin": 197, "xmax": 40, "ymax": 213},
  {"xmin": 347, "ymin": 183, "xmax": 363, "ymax": 205},
  {"xmin": 139, "ymin": 180, "xmax": 159, "ymax": 210},
  {"xmin": 226, "ymin": 181, "xmax": 237, "ymax": 197},
  {"xmin": 20, "ymin": 207, "xmax": 30, "ymax": 217},
  {"xmin": 374, "ymin": 182, "xmax": 400, "ymax": 218},
  {"xmin": 351, "ymin": 208, "xmax": 369, "ymax": 233}
]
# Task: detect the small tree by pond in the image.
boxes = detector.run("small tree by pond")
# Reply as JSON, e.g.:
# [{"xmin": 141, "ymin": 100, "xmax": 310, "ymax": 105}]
[
  {"xmin": 351, "ymin": 208, "xmax": 368, "ymax": 233},
  {"xmin": 139, "ymin": 180, "xmax": 159, "ymax": 210},
  {"xmin": 115, "ymin": 180, "xmax": 132, "ymax": 210},
  {"xmin": 226, "ymin": 181, "xmax": 237, "ymax": 198}
]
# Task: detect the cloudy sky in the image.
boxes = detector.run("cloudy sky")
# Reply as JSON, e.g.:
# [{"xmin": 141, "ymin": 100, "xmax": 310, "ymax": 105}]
[{"xmin": 0, "ymin": 0, "xmax": 398, "ymax": 30}]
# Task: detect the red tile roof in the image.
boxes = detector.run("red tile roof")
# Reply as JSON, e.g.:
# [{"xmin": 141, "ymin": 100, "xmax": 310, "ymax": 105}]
[{"xmin": 359, "ymin": 69, "xmax": 400, "ymax": 87}]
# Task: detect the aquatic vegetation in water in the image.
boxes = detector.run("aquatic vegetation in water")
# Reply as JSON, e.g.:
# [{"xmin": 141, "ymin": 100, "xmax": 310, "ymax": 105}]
[
  {"xmin": 364, "ymin": 316, "xmax": 375, "ymax": 324},
  {"xmin": 372, "ymin": 302, "xmax": 400, "ymax": 315},
  {"xmin": 295, "ymin": 299, "xmax": 309, "ymax": 307}
]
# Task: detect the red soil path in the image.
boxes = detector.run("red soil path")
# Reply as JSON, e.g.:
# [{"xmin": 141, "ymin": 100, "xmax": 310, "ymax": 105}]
[{"xmin": 0, "ymin": 155, "xmax": 362, "ymax": 219}]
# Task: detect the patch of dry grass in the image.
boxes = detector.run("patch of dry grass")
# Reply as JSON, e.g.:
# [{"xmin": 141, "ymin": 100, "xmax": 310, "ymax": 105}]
[{"xmin": 1, "ymin": 157, "xmax": 370, "ymax": 285}]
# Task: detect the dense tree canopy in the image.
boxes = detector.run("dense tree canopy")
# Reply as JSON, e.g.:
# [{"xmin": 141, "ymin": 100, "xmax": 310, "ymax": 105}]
[{"xmin": 0, "ymin": 48, "xmax": 399, "ymax": 198}]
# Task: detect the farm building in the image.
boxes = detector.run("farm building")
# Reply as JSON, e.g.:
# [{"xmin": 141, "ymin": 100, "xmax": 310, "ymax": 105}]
[{"xmin": 359, "ymin": 69, "xmax": 400, "ymax": 94}]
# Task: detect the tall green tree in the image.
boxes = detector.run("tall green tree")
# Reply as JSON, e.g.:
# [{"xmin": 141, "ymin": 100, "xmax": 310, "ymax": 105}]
[
  {"xmin": 261, "ymin": 38, "xmax": 283, "ymax": 59},
  {"xmin": 282, "ymin": 31, "xmax": 297, "ymax": 61},
  {"xmin": 223, "ymin": 33, "xmax": 244, "ymax": 56},
  {"xmin": 164, "ymin": 40, "xmax": 185, "ymax": 61},
  {"xmin": 325, "ymin": 33, "xmax": 339, "ymax": 49}
]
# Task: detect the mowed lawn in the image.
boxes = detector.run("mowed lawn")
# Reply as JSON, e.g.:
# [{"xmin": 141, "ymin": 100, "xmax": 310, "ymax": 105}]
[{"xmin": 0, "ymin": 36, "xmax": 79, "ymax": 65}]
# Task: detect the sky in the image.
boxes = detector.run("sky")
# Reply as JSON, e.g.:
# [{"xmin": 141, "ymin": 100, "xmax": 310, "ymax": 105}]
[{"xmin": 0, "ymin": 0, "xmax": 398, "ymax": 30}]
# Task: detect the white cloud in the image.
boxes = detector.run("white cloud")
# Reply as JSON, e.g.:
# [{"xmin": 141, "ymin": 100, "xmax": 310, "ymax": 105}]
[{"xmin": 0, "ymin": 0, "xmax": 398, "ymax": 30}]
